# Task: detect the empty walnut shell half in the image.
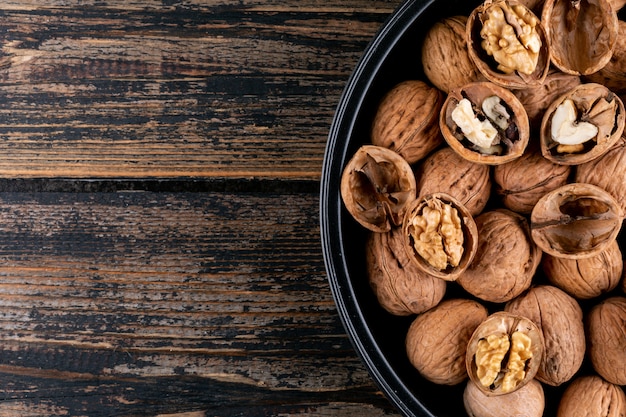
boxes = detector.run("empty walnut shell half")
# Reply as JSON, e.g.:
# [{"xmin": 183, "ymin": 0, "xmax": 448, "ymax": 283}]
[
  {"xmin": 542, "ymin": 0, "xmax": 618, "ymax": 75},
  {"xmin": 530, "ymin": 182, "xmax": 624, "ymax": 259},
  {"xmin": 440, "ymin": 81, "xmax": 530, "ymax": 165},
  {"xmin": 584, "ymin": 20, "xmax": 626, "ymax": 95},
  {"xmin": 402, "ymin": 193, "xmax": 478, "ymax": 281},
  {"xmin": 340, "ymin": 145, "xmax": 416, "ymax": 233},
  {"xmin": 587, "ymin": 296, "xmax": 626, "ymax": 385},
  {"xmin": 465, "ymin": 311, "xmax": 544, "ymax": 396},
  {"xmin": 466, "ymin": 0, "xmax": 550, "ymax": 89},
  {"xmin": 366, "ymin": 228, "xmax": 446, "ymax": 316},
  {"xmin": 371, "ymin": 80, "xmax": 444, "ymax": 164},
  {"xmin": 540, "ymin": 83, "xmax": 625, "ymax": 165}
]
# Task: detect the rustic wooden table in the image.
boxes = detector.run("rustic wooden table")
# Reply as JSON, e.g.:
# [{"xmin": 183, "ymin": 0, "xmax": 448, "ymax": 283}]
[{"xmin": 0, "ymin": 0, "xmax": 407, "ymax": 416}]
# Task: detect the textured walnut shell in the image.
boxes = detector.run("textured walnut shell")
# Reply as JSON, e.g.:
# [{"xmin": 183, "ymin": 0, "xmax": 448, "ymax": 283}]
[
  {"xmin": 493, "ymin": 146, "xmax": 571, "ymax": 215},
  {"xmin": 540, "ymin": 83, "xmax": 626, "ymax": 165},
  {"xmin": 464, "ymin": 378, "xmax": 545, "ymax": 417},
  {"xmin": 513, "ymin": 69, "xmax": 581, "ymax": 131},
  {"xmin": 465, "ymin": 312, "xmax": 544, "ymax": 396},
  {"xmin": 557, "ymin": 375, "xmax": 626, "ymax": 417},
  {"xmin": 466, "ymin": 0, "xmax": 550, "ymax": 89},
  {"xmin": 576, "ymin": 137, "xmax": 626, "ymax": 214},
  {"xmin": 340, "ymin": 145, "xmax": 416, "ymax": 233},
  {"xmin": 542, "ymin": 239, "xmax": 623, "ymax": 300},
  {"xmin": 440, "ymin": 81, "xmax": 530, "ymax": 165},
  {"xmin": 366, "ymin": 228, "xmax": 446, "ymax": 316},
  {"xmin": 505, "ymin": 285, "xmax": 585, "ymax": 386},
  {"xmin": 402, "ymin": 193, "xmax": 478, "ymax": 281},
  {"xmin": 416, "ymin": 147, "xmax": 492, "ymax": 216},
  {"xmin": 371, "ymin": 80, "xmax": 444, "ymax": 164},
  {"xmin": 584, "ymin": 21, "xmax": 626, "ymax": 95},
  {"xmin": 406, "ymin": 298, "xmax": 488, "ymax": 385},
  {"xmin": 530, "ymin": 183, "xmax": 624, "ymax": 259},
  {"xmin": 586, "ymin": 296, "xmax": 626, "ymax": 385},
  {"xmin": 422, "ymin": 16, "xmax": 484, "ymax": 94},
  {"xmin": 542, "ymin": 0, "xmax": 618, "ymax": 75},
  {"xmin": 457, "ymin": 209, "xmax": 540, "ymax": 303}
]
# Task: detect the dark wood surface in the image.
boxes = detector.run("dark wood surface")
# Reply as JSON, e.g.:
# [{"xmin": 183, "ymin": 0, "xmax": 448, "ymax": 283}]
[{"xmin": 0, "ymin": 1, "xmax": 406, "ymax": 416}]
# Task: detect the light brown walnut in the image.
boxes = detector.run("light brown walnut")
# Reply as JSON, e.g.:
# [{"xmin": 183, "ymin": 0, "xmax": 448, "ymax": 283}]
[
  {"xmin": 557, "ymin": 375, "xmax": 626, "ymax": 417},
  {"xmin": 463, "ymin": 378, "xmax": 545, "ymax": 417},
  {"xmin": 587, "ymin": 296, "xmax": 626, "ymax": 385}
]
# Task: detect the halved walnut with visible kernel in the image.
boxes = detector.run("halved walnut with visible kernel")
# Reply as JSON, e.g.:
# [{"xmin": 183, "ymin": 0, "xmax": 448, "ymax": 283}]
[
  {"xmin": 402, "ymin": 193, "xmax": 478, "ymax": 281},
  {"xmin": 466, "ymin": 311, "xmax": 544, "ymax": 396},
  {"xmin": 440, "ymin": 81, "xmax": 530, "ymax": 165}
]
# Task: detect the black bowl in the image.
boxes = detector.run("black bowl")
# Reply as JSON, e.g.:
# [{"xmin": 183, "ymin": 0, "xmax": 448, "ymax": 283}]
[{"xmin": 319, "ymin": 0, "xmax": 483, "ymax": 415}]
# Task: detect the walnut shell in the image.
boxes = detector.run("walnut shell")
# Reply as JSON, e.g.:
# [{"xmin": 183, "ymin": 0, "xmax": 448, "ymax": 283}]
[
  {"xmin": 465, "ymin": 312, "xmax": 544, "ymax": 396},
  {"xmin": 530, "ymin": 183, "xmax": 624, "ymax": 259},
  {"xmin": 457, "ymin": 209, "xmax": 540, "ymax": 303},
  {"xmin": 340, "ymin": 145, "xmax": 417, "ymax": 233},
  {"xmin": 366, "ymin": 228, "xmax": 446, "ymax": 316},
  {"xmin": 584, "ymin": 21, "xmax": 626, "ymax": 95},
  {"xmin": 466, "ymin": 0, "xmax": 550, "ymax": 89},
  {"xmin": 505, "ymin": 285, "xmax": 585, "ymax": 386},
  {"xmin": 542, "ymin": 0, "xmax": 619, "ymax": 75},
  {"xmin": 422, "ymin": 16, "xmax": 484, "ymax": 94},
  {"xmin": 540, "ymin": 83, "xmax": 625, "ymax": 165},
  {"xmin": 440, "ymin": 81, "xmax": 530, "ymax": 165},
  {"xmin": 576, "ymin": 136, "xmax": 626, "ymax": 214},
  {"xmin": 586, "ymin": 296, "xmax": 626, "ymax": 385},
  {"xmin": 542, "ymin": 239, "xmax": 623, "ymax": 300},
  {"xmin": 493, "ymin": 145, "xmax": 571, "ymax": 215},
  {"xmin": 416, "ymin": 147, "xmax": 492, "ymax": 216},
  {"xmin": 557, "ymin": 375, "xmax": 626, "ymax": 417},
  {"xmin": 402, "ymin": 193, "xmax": 478, "ymax": 281},
  {"xmin": 371, "ymin": 80, "xmax": 444, "ymax": 164},
  {"xmin": 513, "ymin": 69, "xmax": 581, "ymax": 131},
  {"xmin": 463, "ymin": 378, "xmax": 545, "ymax": 417},
  {"xmin": 406, "ymin": 298, "xmax": 488, "ymax": 385}
]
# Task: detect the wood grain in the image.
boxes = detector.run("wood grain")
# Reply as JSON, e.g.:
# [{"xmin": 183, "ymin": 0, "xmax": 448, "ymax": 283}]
[
  {"xmin": 0, "ymin": 1, "xmax": 403, "ymax": 180},
  {"xmin": 0, "ymin": 191, "xmax": 400, "ymax": 416}
]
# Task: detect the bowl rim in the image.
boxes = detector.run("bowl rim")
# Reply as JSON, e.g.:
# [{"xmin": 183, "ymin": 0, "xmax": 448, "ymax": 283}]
[{"xmin": 319, "ymin": 0, "xmax": 438, "ymax": 415}]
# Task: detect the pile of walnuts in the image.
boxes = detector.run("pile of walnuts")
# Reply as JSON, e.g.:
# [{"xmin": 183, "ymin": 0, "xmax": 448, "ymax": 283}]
[{"xmin": 339, "ymin": 0, "xmax": 626, "ymax": 415}]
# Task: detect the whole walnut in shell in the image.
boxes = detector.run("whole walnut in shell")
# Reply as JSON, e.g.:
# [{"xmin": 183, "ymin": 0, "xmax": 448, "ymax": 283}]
[
  {"xmin": 406, "ymin": 298, "xmax": 488, "ymax": 385},
  {"xmin": 421, "ymin": 15, "xmax": 483, "ymax": 93},
  {"xmin": 493, "ymin": 145, "xmax": 571, "ymax": 215},
  {"xmin": 456, "ymin": 209, "xmax": 540, "ymax": 303},
  {"xmin": 542, "ymin": 239, "xmax": 623, "ymax": 300},
  {"xmin": 586, "ymin": 296, "xmax": 626, "ymax": 385},
  {"xmin": 463, "ymin": 378, "xmax": 545, "ymax": 417},
  {"xmin": 505, "ymin": 285, "xmax": 585, "ymax": 386},
  {"xmin": 557, "ymin": 375, "xmax": 626, "ymax": 417},
  {"xmin": 371, "ymin": 80, "xmax": 444, "ymax": 164},
  {"xmin": 366, "ymin": 228, "xmax": 446, "ymax": 316},
  {"xmin": 416, "ymin": 147, "xmax": 492, "ymax": 216}
]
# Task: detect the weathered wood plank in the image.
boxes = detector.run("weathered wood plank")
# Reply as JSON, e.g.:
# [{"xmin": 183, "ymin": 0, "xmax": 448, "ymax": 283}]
[
  {"xmin": 0, "ymin": 1, "xmax": 403, "ymax": 179},
  {"xmin": 0, "ymin": 191, "xmax": 399, "ymax": 416}
]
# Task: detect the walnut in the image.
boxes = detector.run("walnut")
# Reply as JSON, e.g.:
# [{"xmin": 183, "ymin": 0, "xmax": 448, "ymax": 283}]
[
  {"xmin": 493, "ymin": 145, "xmax": 571, "ymax": 215},
  {"xmin": 576, "ymin": 136, "xmax": 626, "ymax": 214},
  {"xmin": 467, "ymin": 0, "xmax": 550, "ymax": 88},
  {"xmin": 421, "ymin": 16, "xmax": 484, "ymax": 94},
  {"xmin": 463, "ymin": 378, "xmax": 545, "ymax": 417},
  {"xmin": 440, "ymin": 81, "xmax": 530, "ymax": 164},
  {"xmin": 465, "ymin": 312, "xmax": 544, "ymax": 395},
  {"xmin": 530, "ymin": 182, "xmax": 624, "ymax": 259},
  {"xmin": 405, "ymin": 298, "xmax": 488, "ymax": 385},
  {"xmin": 542, "ymin": 239, "xmax": 623, "ymax": 300},
  {"xmin": 371, "ymin": 80, "xmax": 444, "ymax": 164},
  {"xmin": 557, "ymin": 375, "xmax": 626, "ymax": 417},
  {"xmin": 505, "ymin": 285, "xmax": 585, "ymax": 386},
  {"xmin": 540, "ymin": 83, "xmax": 625, "ymax": 165},
  {"xmin": 584, "ymin": 20, "xmax": 626, "ymax": 95},
  {"xmin": 340, "ymin": 145, "xmax": 416, "ymax": 233},
  {"xmin": 456, "ymin": 209, "xmax": 540, "ymax": 303},
  {"xmin": 586, "ymin": 296, "xmax": 626, "ymax": 385},
  {"xmin": 416, "ymin": 147, "xmax": 492, "ymax": 216},
  {"xmin": 366, "ymin": 228, "xmax": 446, "ymax": 316},
  {"xmin": 542, "ymin": 0, "xmax": 619, "ymax": 75}
]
